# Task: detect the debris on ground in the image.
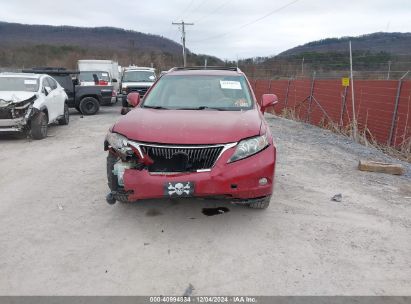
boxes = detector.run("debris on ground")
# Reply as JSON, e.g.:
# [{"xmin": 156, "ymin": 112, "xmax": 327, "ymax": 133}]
[
  {"xmin": 183, "ymin": 283, "xmax": 194, "ymax": 296},
  {"xmin": 358, "ymin": 160, "xmax": 405, "ymax": 175},
  {"xmin": 331, "ymin": 194, "xmax": 343, "ymax": 202},
  {"xmin": 57, "ymin": 203, "xmax": 64, "ymax": 210}
]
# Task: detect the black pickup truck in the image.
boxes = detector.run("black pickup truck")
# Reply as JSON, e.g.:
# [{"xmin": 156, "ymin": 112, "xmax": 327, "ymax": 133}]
[{"xmin": 22, "ymin": 67, "xmax": 116, "ymax": 115}]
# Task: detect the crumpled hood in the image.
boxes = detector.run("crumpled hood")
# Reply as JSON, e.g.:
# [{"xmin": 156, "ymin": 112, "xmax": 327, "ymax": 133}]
[
  {"xmin": 0, "ymin": 91, "xmax": 36, "ymax": 104},
  {"xmin": 113, "ymin": 108, "xmax": 263, "ymax": 145}
]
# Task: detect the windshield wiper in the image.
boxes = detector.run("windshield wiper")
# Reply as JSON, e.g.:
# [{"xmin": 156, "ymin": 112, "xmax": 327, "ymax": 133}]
[
  {"xmin": 179, "ymin": 106, "xmax": 225, "ymax": 111},
  {"xmin": 143, "ymin": 105, "xmax": 169, "ymax": 109}
]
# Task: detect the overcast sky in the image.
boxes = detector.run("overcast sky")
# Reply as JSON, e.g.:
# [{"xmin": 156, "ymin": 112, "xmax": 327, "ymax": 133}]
[{"xmin": 0, "ymin": 0, "xmax": 410, "ymax": 60}]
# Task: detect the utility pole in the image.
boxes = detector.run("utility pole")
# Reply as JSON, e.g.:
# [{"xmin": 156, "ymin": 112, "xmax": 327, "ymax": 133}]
[
  {"xmin": 349, "ymin": 40, "xmax": 358, "ymax": 142},
  {"xmin": 172, "ymin": 20, "xmax": 194, "ymax": 67}
]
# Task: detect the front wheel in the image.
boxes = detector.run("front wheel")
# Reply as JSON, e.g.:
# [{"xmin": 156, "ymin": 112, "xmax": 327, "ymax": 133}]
[
  {"xmin": 31, "ymin": 111, "xmax": 48, "ymax": 140},
  {"xmin": 58, "ymin": 103, "xmax": 69, "ymax": 125},
  {"xmin": 248, "ymin": 196, "xmax": 271, "ymax": 209},
  {"xmin": 79, "ymin": 97, "xmax": 100, "ymax": 115}
]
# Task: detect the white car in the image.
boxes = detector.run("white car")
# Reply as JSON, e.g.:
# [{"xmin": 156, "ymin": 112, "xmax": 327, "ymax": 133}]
[{"xmin": 0, "ymin": 73, "xmax": 69, "ymax": 139}]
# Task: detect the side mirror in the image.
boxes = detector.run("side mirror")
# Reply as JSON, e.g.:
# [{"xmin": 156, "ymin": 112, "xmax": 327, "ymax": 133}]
[
  {"xmin": 44, "ymin": 86, "xmax": 51, "ymax": 96},
  {"xmin": 261, "ymin": 94, "xmax": 278, "ymax": 113},
  {"xmin": 112, "ymin": 79, "xmax": 118, "ymax": 83},
  {"xmin": 73, "ymin": 78, "xmax": 79, "ymax": 86},
  {"xmin": 127, "ymin": 92, "xmax": 141, "ymax": 107}
]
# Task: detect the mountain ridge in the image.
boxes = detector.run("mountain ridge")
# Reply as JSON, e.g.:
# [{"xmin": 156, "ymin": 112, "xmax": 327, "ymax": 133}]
[
  {"xmin": 278, "ymin": 32, "xmax": 411, "ymax": 56},
  {"xmin": 0, "ymin": 21, "xmax": 183, "ymax": 54}
]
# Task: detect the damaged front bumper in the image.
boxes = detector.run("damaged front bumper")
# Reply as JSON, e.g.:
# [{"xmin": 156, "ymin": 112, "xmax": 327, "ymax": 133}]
[
  {"xmin": 0, "ymin": 117, "xmax": 28, "ymax": 132},
  {"xmin": 106, "ymin": 141, "xmax": 276, "ymax": 202},
  {"xmin": 0, "ymin": 96, "xmax": 36, "ymax": 133}
]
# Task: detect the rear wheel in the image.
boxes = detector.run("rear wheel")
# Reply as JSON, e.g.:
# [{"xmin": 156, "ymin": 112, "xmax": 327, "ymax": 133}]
[
  {"xmin": 79, "ymin": 97, "xmax": 100, "ymax": 115},
  {"xmin": 248, "ymin": 196, "xmax": 271, "ymax": 209},
  {"xmin": 31, "ymin": 112, "xmax": 48, "ymax": 140},
  {"xmin": 58, "ymin": 103, "xmax": 69, "ymax": 125}
]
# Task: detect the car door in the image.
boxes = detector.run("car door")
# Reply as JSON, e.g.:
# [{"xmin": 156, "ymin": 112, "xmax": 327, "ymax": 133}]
[
  {"xmin": 48, "ymin": 77, "xmax": 66, "ymax": 116},
  {"xmin": 42, "ymin": 77, "xmax": 59, "ymax": 122}
]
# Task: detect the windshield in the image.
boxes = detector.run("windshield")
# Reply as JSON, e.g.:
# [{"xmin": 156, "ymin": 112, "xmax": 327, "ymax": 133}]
[
  {"xmin": 143, "ymin": 75, "xmax": 253, "ymax": 110},
  {"xmin": 79, "ymin": 71, "xmax": 110, "ymax": 82},
  {"xmin": 0, "ymin": 77, "xmax": 39, "ymax": 92},
  {"xmin": 123, "ymin": 71, "xmax": 156, "ymax": 82}
]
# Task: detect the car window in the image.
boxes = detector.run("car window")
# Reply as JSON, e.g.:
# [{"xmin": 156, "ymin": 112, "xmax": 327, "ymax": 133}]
[
  {"xmin": 122, "ymin": 71, "xmax": 156, "ymax": 82},
  {"xmin": 47, "ymin": 77, "xmax": 58, "ymax": 90},
  {"xmin": 42, "ymin": 78, "xmax": 51, "ymax": 90},
  {"xmin": 79, "ymin": 71, "xmax": 110, "ymax": 82},
  {"xmin": 143, "ymin": 75, "xmax": 253, "ymax": 110},
  {"xmin": 0, "ymin": 77, "xmax": 39, "ymax": 92}
]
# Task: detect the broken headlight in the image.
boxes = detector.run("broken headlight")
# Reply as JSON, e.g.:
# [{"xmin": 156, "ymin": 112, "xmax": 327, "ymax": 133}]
[
  {"xmin": 105, "ymin": 132, "xmax": 129, "ymax": 150},
  {"xmin": 12, "ymin": 99, "xmax": 33, "ymax": 118},
  {"xmin": 228, "ymin": 134, "xmax": 269, "ymax": 163}
]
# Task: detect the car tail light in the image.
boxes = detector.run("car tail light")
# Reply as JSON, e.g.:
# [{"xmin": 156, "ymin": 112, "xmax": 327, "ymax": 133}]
[{"xmin": 98, "ymin": 80, "xmax": 108, "ymax": 86}]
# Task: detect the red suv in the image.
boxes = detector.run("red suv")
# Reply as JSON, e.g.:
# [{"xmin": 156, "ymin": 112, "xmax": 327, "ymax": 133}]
[{"xmin": 104, "ymin": 67, "xmax": 278, "ymax": 209}]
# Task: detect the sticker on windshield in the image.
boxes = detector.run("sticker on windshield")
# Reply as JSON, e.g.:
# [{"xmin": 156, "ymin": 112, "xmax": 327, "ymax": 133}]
[
  {"xmin": 220, "ymin": 80, "xmax": 242, "ymax": 90},
  {"xmin": 24, "ymin": 80, "xmax": 37, "ymax": 85},
  {"xmin": 102, "ymin": 73, "xmax": 108, "ymax": 76}
]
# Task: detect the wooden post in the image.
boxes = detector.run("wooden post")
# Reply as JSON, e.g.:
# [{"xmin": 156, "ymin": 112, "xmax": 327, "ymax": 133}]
[
  {"xmin": 388, "ymin": 71, "xmax": 410, "ymax": 146},
  {"xmin": 349, "ymin": 41, "xmax": 358, "ymax": 142}
]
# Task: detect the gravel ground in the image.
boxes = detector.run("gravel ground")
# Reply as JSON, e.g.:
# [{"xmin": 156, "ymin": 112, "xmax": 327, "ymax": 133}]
[{"xmin": 0, "ymin": 105, "xmax": 410, "ymax": 295}]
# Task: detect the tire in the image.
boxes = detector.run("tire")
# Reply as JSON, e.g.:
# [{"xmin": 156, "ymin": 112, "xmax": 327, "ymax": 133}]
[
  {"xmin": 248, "ymin": 196, "xmax": 271, "ymax": 209},
  {"xmin": 58, "ymin": 103, "xmax": 70, "ymax": 125},
  {"xmin": 75, "ymin": 106, "xmax": 81, "ymax": 113},
  {"xmin": 107, "ymin": 153, "xmax": 129, "ymax": 203},
  {"xmin": 79, "ymin": 97, "xmax": 100, "ymax": 115},
  {"xmin": 31, "ymin": 111, "xmax": 48, "ymax": 140}
]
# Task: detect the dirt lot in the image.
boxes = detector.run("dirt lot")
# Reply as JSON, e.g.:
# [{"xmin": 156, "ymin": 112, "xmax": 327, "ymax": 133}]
[{"xmin": 0, "ymin": 105, "xmax": 410, "ymax": 296}]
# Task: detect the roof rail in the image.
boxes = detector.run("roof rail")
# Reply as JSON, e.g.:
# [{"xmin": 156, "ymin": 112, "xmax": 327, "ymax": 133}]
[
  {"xmin": 169, "ymin": 66, "xmax": 241, "ymax": 72},
  {"xmin": 22, "ymin": 67, "xmax": 79, "ymax": 75}
]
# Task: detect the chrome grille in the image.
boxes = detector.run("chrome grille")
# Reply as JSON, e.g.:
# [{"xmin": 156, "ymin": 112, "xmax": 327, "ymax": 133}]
[
  {"xmin": 126, "ymin": 86, "xmax": 149, "ymax": 96},
  {"xmin": 140, "ymin": 145, "xmax": 224, "ymax": 172}
]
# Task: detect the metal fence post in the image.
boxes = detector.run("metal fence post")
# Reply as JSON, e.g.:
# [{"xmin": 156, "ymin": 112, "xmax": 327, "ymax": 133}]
[
  {"xmin": 307, "ymin": 71, "xmax": 316, "ymax": 123},
  {"xmin": 339, "ymin": 86, "xmax": 348, "ymax": 129},
  {"xmin": 284, "ymin": 78, "xmax": 291, "ymax": 108},
  {"xmin": 388, "ymin": 71, "xmax": 410, "ymax": 146}
]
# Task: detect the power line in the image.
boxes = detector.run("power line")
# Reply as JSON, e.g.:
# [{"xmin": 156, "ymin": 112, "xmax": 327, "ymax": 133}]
[
  {"xmin": 185, "ymin": 0, "xmax": 209, "ymax": 19},
  {"xmin": 179, "ymin": 0, "xmax": 195, "ymax": 20},
  {"xmin": 194, "ymin": 0, "xmax": 233, "ymax": 23},
  {"xmin": 191, "ymin": 0, "xmax": 301, "ymax": 43}
]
